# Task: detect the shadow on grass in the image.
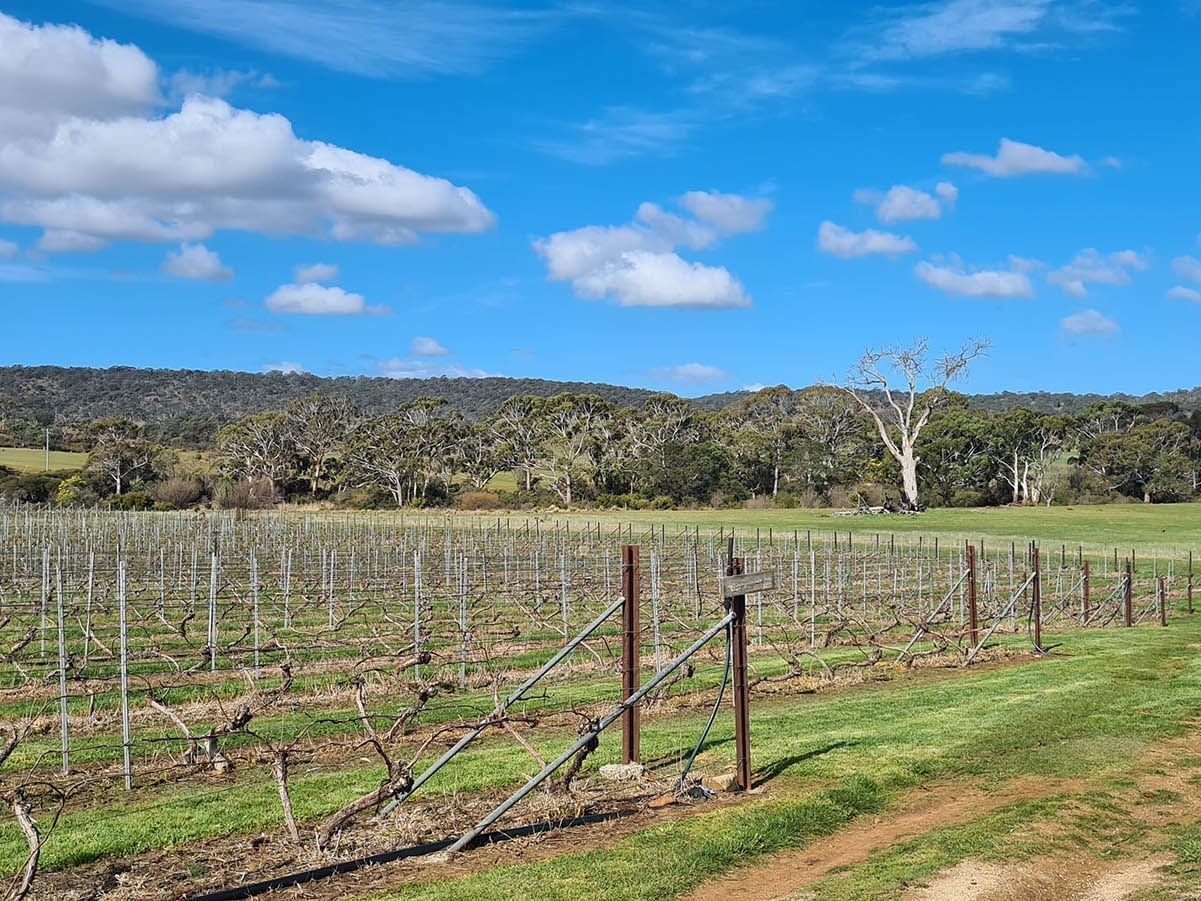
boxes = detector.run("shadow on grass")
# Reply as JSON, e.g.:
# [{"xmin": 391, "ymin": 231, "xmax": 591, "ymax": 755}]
[{"xmin": 756, "ymin": 741, "xmax": 854, "ymax": 786}]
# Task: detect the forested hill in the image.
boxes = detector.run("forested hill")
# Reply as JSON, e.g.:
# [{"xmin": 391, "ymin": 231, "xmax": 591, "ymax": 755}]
[
  {"xmin": 0, "ymin": 366, "xmax": 692, "ymax": 431},
  {"xmin": 2, "ymin": 365, "xmax": 1200, "ymax": 446}
]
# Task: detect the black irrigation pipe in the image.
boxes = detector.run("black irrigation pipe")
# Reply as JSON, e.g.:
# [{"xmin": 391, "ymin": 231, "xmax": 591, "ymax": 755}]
[{"xmin": 188, "ymin": 809, "xmax": 635, "ymax": 901}]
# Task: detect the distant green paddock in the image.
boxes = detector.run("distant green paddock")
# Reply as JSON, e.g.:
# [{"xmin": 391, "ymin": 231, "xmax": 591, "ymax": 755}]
[
  {"xmin": 415, "ymin": 503, "xmax": 1201, "ymax": 559},
  {"xmin": 0, "ymin": 445, "xmax": 86, "ymax": 473}
]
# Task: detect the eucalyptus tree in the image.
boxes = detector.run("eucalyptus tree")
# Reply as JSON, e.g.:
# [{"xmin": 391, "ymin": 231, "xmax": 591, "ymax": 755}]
[
  {"xmin": 85, "ymin": 418, "xmax": 159, "ymax": 496},
  {"xmin": 216, "ymin": 412, "xmax": 296, "ymax": 495},
  {"xmin": 623, "ymin": 393, "xmax": 698, "ymax": 492},
  {"xmin": 458, "ymin": 418, "xmax": 506, "ymax": 491},
  {"xmin": 343, "ymin": 399, "xmax": 459, "ymax": 505},
  {"xmin": 988, "ymin": 409, "xmax": 1070, "ymax": 505},
  {"xmin": 538, "ymin": 393, "xmax": 614, "ymax": 505},
  {"xmin": 791, "ymin": 386, "xmax": 871, "ymax": 494},
  {"xmin": 842, "ymin": 338, "xmax": 988, "ymax": 510},
  {"xmin": 726, "ymin": 386, "xmax": 800, "ymax": 497},
  {"xmin": 1082, "ymin": 418, "xmax": 1197, "ymax": 503},
  {"xmin": 281, "ymin": 394, "xmax": 359, "ymax": 496},
  {"xmin": 494, "ymin": 395, "xmax": 546, "ymax": 491}
]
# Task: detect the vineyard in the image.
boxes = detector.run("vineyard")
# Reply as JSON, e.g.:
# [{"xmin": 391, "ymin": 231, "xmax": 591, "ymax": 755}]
[{"xmin": 0, "ymin": 508, "xmax": 1194, "ymax": 899}]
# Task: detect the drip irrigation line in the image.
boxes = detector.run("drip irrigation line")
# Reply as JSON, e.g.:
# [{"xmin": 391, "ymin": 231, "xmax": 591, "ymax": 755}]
[
  {"xmin": 188, "ymin": 809, "xmax": 634, "ymax": 901},
  {"xmin": 675, "ymin": 618, "xmax": 733, "ymax": 793}
]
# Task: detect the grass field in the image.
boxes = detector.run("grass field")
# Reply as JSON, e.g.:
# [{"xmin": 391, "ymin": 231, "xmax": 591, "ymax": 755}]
[
  {"xmin": 465, "ymin": 502, "xmax": 1201, "ymax": 558},
  {"xmin": 0, "ymin": 445, "xmax": 86, "ymax": 473},
  {"xmin": 3, "ymin": 502, "xmax": 1200, "ymax": 898},
  {"xmin": 10, "ymin": 617, "xmax": 1201, "ymax": 898}
]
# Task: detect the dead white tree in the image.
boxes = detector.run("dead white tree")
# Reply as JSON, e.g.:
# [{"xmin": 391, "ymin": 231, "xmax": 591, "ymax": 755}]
[{"xmin": 842, "ymin": 337, "xmax": 988, "ymax": 510}]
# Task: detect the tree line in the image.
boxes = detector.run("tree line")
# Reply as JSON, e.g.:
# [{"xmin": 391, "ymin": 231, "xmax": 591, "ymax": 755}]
[{"xmin": 3, "ymin": 340, "xmax": 1200, "ymax": 511}]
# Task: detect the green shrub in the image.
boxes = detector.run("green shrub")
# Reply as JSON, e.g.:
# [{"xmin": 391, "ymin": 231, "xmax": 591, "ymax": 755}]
[
  {"xmin": 109, "ymin": 491, "xmax": 154, "ymax": 511},
  {"xmin": 332, "ymin": 487, "xmax": 394, "ymax": 510},
  {"xmin": 456, "ymin": 490, "xmax": 502, "ymax": 510}
]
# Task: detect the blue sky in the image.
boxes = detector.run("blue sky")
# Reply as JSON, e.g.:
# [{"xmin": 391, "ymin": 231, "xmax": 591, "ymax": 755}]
[{"xmin": 0, "ymin": 1, "xmax": 1199, "ymax": 396}]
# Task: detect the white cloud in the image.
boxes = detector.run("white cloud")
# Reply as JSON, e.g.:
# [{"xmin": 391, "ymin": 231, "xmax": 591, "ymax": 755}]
[
  {"xmin": 535, "ymin": 194, "xmax": 759, "ymax": 309},
  {"xmin": 263, "ymin": 361, "xmax": 306, "ymax": 374},
  {"xmin": 847, "ymin": 0, "xmax": 1132, "ymax": 63},
  {"xmin": 634, "ymin": 202, "xmax": 716, "ymax": 250},
  {"xmin": 104, "ymin": 0, "xmax": 546, "ymax": 79},
  {"xmin": 36, "ymin": 229, "xmax": 107, "ymax": 253},
  {"xmin": 649, "ymin": 362, "xmax": 729, "ymax": 384},
  {"xmin": 0, "ymin": 238, "xmax": 16, "ymax": 259},
  {"xmin": 0, "ymin": 12, "xmax": 160, "ymax": 140},
  {"xmin": 678, "ymin": 190, "xmax": 773, "ymax": 234},
  {"xmin": 915, "ymin": 257, "xmax": 1034, "ymax": 298},
  {"xmin": 1167, "ymin": 286, "xmax": 1201, "ymax": 303},
  {"xmin": 162, "ymin": 242, "xmax": 234, "ymax": 281},
  {"xmin": 817, "ymin": 220, "xmax": 918, "ymax": 258},
  {"xmin": 377, "ymin": 358, "xmax": 489, "ymax": 379},
  {"xmin": 168, "ymin": 68, "xmax": 277, "ymax": 100},
  {"xmin": 1062, "ymin": 309, "xmax": 1118, "ymax": 336},
  {"xmin": 0, "ymin": 14, "xmax": 495, "ymax": 252},
  {"xmin": 573, "ymin": 250, "xmax": 750, "ymax": 309},
  {"xmin": 265, "ymin": 282, "xmax": 387, "ymax": 315},
  {"xmin": 942, "ymin": 138, "xmax": 1087, "ymax": 176},
  {"xmin": 294, "ymin": 262, "xmax": 340, "ymax": 283},
  {"xmin": 1046, "ymin": 248, "xmax": 1146, "ymax": 297},
  {"xmin": 741, "ymin": 383, "xmax": 767, "ymax": 393},
  {"xmin": 934, "ymin": 181, "xmax": 958, "ymax": 206},
  {"xmin": 1173, "ymin": 256, "xmax": 1201, "ymax": 284},
  {"xmin": 411, "ymin": 336, "xmax": 449, "ymax": 356},
  {"xmin": 873, "ymin": 185, "xmax": 942, "ymax": 223}
]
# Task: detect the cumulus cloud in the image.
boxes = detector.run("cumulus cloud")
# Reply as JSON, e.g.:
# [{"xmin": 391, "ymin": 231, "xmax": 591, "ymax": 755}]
[
  {"xmin": 678, "ymin": 190, "xmax": 773, "ymax": 234},
  {"xmin": 648, "ymin": 362, "xmax": 730, "ymax": 384},
  {"xmin": 0, "ymin": 13, "xmax": 494, "ymax": 252},
  {"xmin": 294, "ymin": 262, "xmax": 340, "ymax": 283},
  {"xmin": 411, "ymin": 336, "xmax": 449, "ymax": 356},
  {"xmin": 1046, "ymin": 248, "xmax": 1146, "ymax": 297},
  {"xmin": 162, "ymin": 242, "xmax": 234, "ymax": 281},
  {"xmin": 854, "ymin": 183, "xmax": 957, "ymax": 224},
  {"xmin": 1173, "ymin": 255, "xmax": 1201, "ymax": 284},
  {"xmin": 0, "ymin": 238, "xmax": 16, "ymax": 259},
  {"xmin": 934, "ymin": 181, "xmax": 958, "ymax": 206},
  {"xmin": 817, "ymin": 220, "xmax": 918, "ymax": 258},
  {"xmin": 1167, "ymin": 286, "xmax": 1201, "ymax": 303},
  {"xmin": 534, "ymin": 192, "xmax": 763, "ymax": 309},
  {"xmin": 263, "ymin": 361, "xmax": 306, "ymax": 374},
  {"xmin": 265, "ymin": 282, "xmax": 387, "ymax": 315},
  {"xmin": 914, "ymin": 256, "xmax": 1034, "ymax": 298},
  {"xmin": 649, "ymin": 362, "xmax": 729, "ymax": 384},
  {"xmin": 1061, "ymin": 309, "xmax": 1118, "ymax": 336},
  {"xmin": 942, "ymin": 138, "xmax": 1087, "ymax": 177},
  {"xmin": 0, "ymin": 12, "xmax": 160, "ymax": 139},
  {"xmin": 377, "ymin": 358, "xmax": 489, "ymax": 379},
  {"xmin": 36, "ymin": 229, "xmax": 107, "ymax": 253}
]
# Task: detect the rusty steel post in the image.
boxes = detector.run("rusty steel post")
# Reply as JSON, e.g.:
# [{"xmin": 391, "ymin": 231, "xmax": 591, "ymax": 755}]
[
  {"xmin": 1189, "ymin": 551, "xmax": 1194, "ymax": 615},
  {"xmin": 1124, "ymin": 561, "xmax": 1134, "ymax": 627},
  {"xmin": 1032, "ymin": 545, "xmax": 1043, "ymax": 653},
  {"xmin": 1159, "ymin": 576, "xmax": 1168, "ymax": 627},
  {"xmin": 1082, "ymin": 560, "xmax": 1091, "ymax": 624},
  {"xmin": 727, "ymin": 552, "xmax": 752, "ymax": 792},
  {"xmin": 620, "ymin": 544, "xmax": 641, "ymax": 764},
  {"xmin": 966, "ymin": 543, "xmax": 979, "ymax": 648}
]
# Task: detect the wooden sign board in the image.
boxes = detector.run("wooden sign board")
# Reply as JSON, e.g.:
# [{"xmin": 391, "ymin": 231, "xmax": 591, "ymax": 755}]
[{"xmin": 721, "ymin": 571, "xmax": 776, "ymax": 597}]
